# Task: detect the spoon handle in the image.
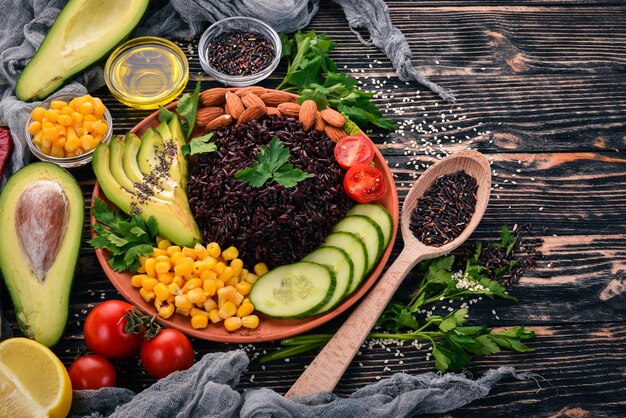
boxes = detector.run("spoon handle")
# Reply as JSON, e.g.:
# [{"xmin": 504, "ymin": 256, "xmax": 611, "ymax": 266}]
[{"xmin": 286, "ymin": 247, "xmax": 423, "ymax": 398}]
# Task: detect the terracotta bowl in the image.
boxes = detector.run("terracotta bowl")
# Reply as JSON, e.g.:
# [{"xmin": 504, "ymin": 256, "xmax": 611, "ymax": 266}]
[{"xmin": 91, "ymin": 89, "xmax": 399, "ymax": 343}]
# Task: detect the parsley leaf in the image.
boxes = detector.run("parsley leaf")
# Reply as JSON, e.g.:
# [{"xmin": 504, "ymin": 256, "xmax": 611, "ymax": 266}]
[
  {"xmin": 235, "ymin": 137, "xmax": 313, "ymax": 188},
  {"xmin": 88, "ymin": 198, "xmax": 159, "ymax": 273},
  {"xmin": 177, "ymin": 81, "xmax": 201, "ymax": 139},
  {"xmin": 182, "ymin": 133, "xmax": 216, "ymax": 157},
  {"xmin": 278, "ymin": 30, "xmax": 395, "ymax": 131}
]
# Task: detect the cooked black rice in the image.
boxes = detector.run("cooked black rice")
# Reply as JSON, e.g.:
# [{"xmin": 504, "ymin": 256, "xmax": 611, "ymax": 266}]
[{"xmin": 187, "ymin": 115, "xmax": 353, "ymax": 268}]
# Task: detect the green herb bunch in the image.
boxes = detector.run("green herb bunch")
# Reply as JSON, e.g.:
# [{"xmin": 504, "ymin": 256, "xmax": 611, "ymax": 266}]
[
  {"xmin": 278, "ymin": 30, "xmax": 395, "ymax": 131},
  {"xmin": 261, "ymin": 226, "xmax": 535, "ymax": 372},
  {"xmin": 88, "ymin": 198, "xmax": 159, "ymax": 273}
]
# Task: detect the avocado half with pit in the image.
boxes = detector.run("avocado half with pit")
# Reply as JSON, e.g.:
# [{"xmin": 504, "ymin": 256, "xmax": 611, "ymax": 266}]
[
  {"xmin": 0, "ymin": 163, "xmax": 83, "ymax": 347},
  {"xmin": 15, "ymin": 0, "xmax": 150, "ymax": 101},
  {"xmin": 93, "ymin": 114, "xmax": 201, "ymax": 247}
]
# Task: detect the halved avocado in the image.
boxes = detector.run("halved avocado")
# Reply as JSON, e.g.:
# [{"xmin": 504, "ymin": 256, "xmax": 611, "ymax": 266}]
[
  {"xmin": 93, "ymin": 141, "xmax": 201, "ymax": 247},
  {"xmin": 0, "ymin": 163, "xmax": 83, "ymax": 346},
  {"xmin": 15, "ymin": 0, "xmax": 150, "ymax": 101}
]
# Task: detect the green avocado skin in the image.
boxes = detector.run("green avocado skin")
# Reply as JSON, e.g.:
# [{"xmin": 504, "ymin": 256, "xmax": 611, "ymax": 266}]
[
  {"xmin": 0, "ymin": 163, "xmax": 83, "ymax": 347},
  {"xmin": 15, "ymin": 0, "xmax": 150, "ymax": 101}
]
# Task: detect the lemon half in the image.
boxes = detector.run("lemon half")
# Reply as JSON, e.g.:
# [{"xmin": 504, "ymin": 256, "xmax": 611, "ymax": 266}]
[{"xmin": 0, "ymin": 338, "xmax": 72, "ymax": 418}]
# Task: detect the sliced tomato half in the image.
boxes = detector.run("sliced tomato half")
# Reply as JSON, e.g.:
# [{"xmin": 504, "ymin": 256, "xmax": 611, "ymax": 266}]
[
  {"xmin": 343, "ymin": 163, "xmax": 386, "ymax": 203},
  {"xmin": 334, "ymin": 134, "xmax": 375, "ymax": 170}
]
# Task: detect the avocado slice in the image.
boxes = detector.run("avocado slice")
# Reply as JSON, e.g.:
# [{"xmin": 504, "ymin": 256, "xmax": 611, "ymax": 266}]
[
  {"xmin": 160, "ymin": 112, "xmax": 189, "ymax": 189},
  {"xmin": 0, "ymin": 163, "xmax": 83, "ymax": 346},
  {"xmin": 15, "ymin": 0, "xmax": 150, "ymax": 101},
  {"xmin": 136, "ymin": 128, "xmax": 180, "ymax": 196},
  {"xmin": 93, "ymin": 141, "xmax": 201, "ymax": 247}
]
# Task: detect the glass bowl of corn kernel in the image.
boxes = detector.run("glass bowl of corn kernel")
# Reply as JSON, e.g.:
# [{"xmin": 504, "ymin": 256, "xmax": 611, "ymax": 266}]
[{"xmin": 25, "ymin": 93, "xmax": 113, "ymax": 167}]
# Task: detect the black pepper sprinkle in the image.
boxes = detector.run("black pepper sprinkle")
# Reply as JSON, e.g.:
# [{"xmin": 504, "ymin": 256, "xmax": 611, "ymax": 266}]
[
  {"xmin": 207, "ymin": 30, "xmax": 274, "ymax": 76},
  {"xmin": 410, "ymin": 171, "xmax": 478, "ymax": 247}
]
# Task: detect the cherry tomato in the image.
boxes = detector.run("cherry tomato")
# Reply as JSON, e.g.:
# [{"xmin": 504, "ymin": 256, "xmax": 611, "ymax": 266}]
[
  {"xmin": 140, "ymin": 329, "xmax": 194, "ymax": 379},
  {"xmin": 343, "ymin": 164, "xmax": 387, "ymax": 203},
  {"xmin": 83, "ymin": 300, "xmax": 143, "ymax": 359},
  {"xmin": 334, "ymin": 134, "xmax": 375, "ymax": 170},
  {"xmin": 68, "ymin": 354, "xmax": 117, "ymax": 390}
]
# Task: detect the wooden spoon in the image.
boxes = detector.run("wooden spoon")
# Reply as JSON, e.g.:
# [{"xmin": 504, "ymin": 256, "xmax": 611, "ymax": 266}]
[{"xmin": 286, "ymin": 149, "xmax": 492, "ymax": 397}]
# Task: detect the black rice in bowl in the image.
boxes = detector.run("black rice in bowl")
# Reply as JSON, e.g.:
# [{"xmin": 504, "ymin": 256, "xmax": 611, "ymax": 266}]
[{"xmin": 187, "ymin": 115, "xmax": 353, "ymax": 268}]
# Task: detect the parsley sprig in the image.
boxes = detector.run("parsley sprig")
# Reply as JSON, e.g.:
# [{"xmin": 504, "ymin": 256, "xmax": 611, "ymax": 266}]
[
  {"xmin": 277, "ymin": 30, "xmax": 395, "ymax": 131},
  {"xmin": 88, "ymin": 198, "xmax": 159, "ymax": 273},
  {"xmin": 234, "ymin": 137, "xmax": 313, "ymax": 188},
  {"xmin": 260, "ymin": 226, "xmax": 535, "ymax": 372}
]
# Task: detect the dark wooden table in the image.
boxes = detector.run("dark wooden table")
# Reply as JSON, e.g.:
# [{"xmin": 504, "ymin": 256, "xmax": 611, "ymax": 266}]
[{"xmin": 5, "ymin": 1, "xmax": 626, "ymax": 416}]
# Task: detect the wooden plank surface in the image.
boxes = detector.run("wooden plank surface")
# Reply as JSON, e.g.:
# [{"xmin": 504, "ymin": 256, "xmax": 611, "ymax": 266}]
[{"xmin": 3, "ymin": 0, "xmax": 626, "ymax": 416}]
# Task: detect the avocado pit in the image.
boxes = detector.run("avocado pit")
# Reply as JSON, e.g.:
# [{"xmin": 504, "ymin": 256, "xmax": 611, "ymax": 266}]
[{"xmin": 16, "ymin": 181, "xmax": 69, "ymax": 282}]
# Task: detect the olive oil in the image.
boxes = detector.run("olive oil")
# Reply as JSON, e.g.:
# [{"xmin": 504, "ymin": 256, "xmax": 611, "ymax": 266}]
[{"xmin": 105, "ymin": 37, "xmax": 188, "ymax": 109}]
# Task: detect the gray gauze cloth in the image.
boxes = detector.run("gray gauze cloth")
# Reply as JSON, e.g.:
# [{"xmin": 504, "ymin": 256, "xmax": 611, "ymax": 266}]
[
  {"xmin": 0, "ymin": 0, "xmax": 454, "ymax": 188},
  {"xmin": 70, "ymin": 350, "xmax": 534, "ymax": 418}
]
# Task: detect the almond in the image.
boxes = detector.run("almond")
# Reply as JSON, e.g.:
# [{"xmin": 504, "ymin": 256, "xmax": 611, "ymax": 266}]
[
  {"xmin": 205, "ymin": 114, "xmax": 233, "ymax": 131},
  {"xmin": 225, "ymin": 92, "xmax": 245, "ymax": 119},
  {"xmin": 235, "ymin": 86, "xmax": 267, "ymax": 97},
  {"xmin": 325, "ymin": 125, "xmax": 348, "ymax": 142},
  {"xmin": 200, "ymin": 88, "xmax": 227, "ymax": 107},
  {"xmin": 196, "ymin": 107, "xmax": 224, "ymax": 125},
  {"xmin": 277, "ymin": 102, "xmax": 301, "ymax": 117},
  {"xmin": 299, "ymin": 100, "xmax": 317, "ymax": 131},
  {"xmin": 314, "ymin": 112, "xmax": 326, "ymax": 132},
  {"xmin": 241, "ymin": 93, "xmax": 267, "ymax": 113},
  {"xmin": 266, "ymin": 107, "xmax": 282, "ymax": 117},
  {"xmin": 260, "ymin": 91, "xmax": 298, "ymax": 107},
  {"xmin": 237, "ymin": 106, "xmax": 265, "ymax": 124},
  {"xmin": 320, "ymin": 107, "xmax": 346, "ymax": 128}
]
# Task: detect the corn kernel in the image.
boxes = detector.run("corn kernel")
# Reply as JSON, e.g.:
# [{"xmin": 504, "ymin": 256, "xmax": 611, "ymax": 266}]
[
  {"xmin": 214, "ymin": 261, "xmax": 226, "ymax": 275},
  {"xmin": 28, "ymin": 121, "xmax": 42, "ymax": 135},
  {"xmin": 241, "ymin": 315, "xmax": 260, "ymax": 329},
  {"xmin": 191, "ymin": 314, "xmax": 209, "ymax": 329},
  {"xmin": 182, "ymin": 278, "xmax": 202, "ymax": 293},
  {"xmin": 158, "ymin": 239, "xmax": 172, "ymax": 250},
  {"xmin": 154, "ymin": 282, "xmax": 169, "ymax": 301},
  {"xmin": 220, "ymin": 266, "xmax": 234, "ymax": 282},
  {"xmin": 230, "ymin": 258, "xmax": 244, "ymax": 276},
  {"xmin": 187, "ymin": 287, "xmax": 206, "ymax": 304},
  {"xmin": 244, "ymin": 273, "xmax": 259, "ymax": 285},
  {"xmin": 173, "ymin": 275, "xmax": 184, "ymax": 288},
  {"xmin": 254, "ymin": 263, "xmax": 269, "ymax": 276},
  {"xmin": 215, "ymin": 279, "xmax": 225, "ymax": 290},
  {"xmin": 225, "ymin": 276, "xmax": 239, "ymax": 287},
  {"xmin": 209, "ymin": 309, "xmax": 222, "ymax": 323},
  {"xmin": 131, "ymin": 274, "xmax": 143, "ymax": 288},
  {"xmin": 92, "ymin": 120, "xmax": 109, "ymax": 136},
  {"xmin": 221, "ymin": 246, "xmax": 239, "ymax": 261},
  {"xmin": 201, "ymin": 269, "xmax": 218, "ymax": 281},
  {"xmin": 168, "ymin": 283, "xmax": 181, "ymax": 295},
  {"xmin": 31, "ymin": 107, "xmax": 46, "ymax": 121},
  {"xmin": 203, "ymin": 298, "xmax": 218, "ymax": 312},
  {"xmin": 190, "ymin": 307, "xmax": 209, "ymax": 317},
  {"xmin": 174, "ymin": 263, "xmax": 193, "ymax": 278},
  {"xmin": 155, "ymin": 261, "xmax": 172, "ymax": 275},
  {"xmin": 203, "ymin": 279, "xmax": 217, "ymax": 297},
  {"xmin": 93, "ymin": 98, "xmax": 106, "ymax": 116},
  {"xmin": 182, "ymin": 247, "xmax": 198, "ymax": 260},
  {"xmin": 140, "ymin": 288, "xmax": 155, "ymax": 303},
  {"xmin": 174, "ymin": 294, "xmax": 192, "ymax": 311},
  {"xmin": 141, "ymin": 275, "xmax": 159, "ymax": 291},
  {"xmin": 42, "ymin": 127, "xmax": 58, "ymax": 142},
  {"xmin": 237, "ymin": 302, "xmax": 255, "ymax": 318},
  {"xmin": 61, "ymin": 105, "xmax": 73, "ymax": 116},
  {"xmin": 235, "ymin": 281, "xmax": 252, "ymax": 296},
  {"xmin": 232, "ymin": 292, "xmax": 244, "ymax": 307},
  {"xmin": 167, "ymin": 245, "xmax": 182, "ymax": 256},
  {"xmin": 157, "ymin": 272, "xmax": 173, "ymax": 285},
  {"xmin": 219, "ymin": 301, "xmax": 237, "ymax": 319},
  {"xmin": 239, "ymin": 268, "xmax": 249, "ymax": 280},
  {"xmin": 217, "ymin": 286, "xmax": 236, "ymax": 301},
  {"xmin": 170, "ymin": 252, "xmax": 186, "ymax": 264},
  {"xmin": 50, "ymin": 146, "xmax": 65, "ymax": 158},
  {"xmin": 78, "ymin": 101, "xmax": 94, "ymax": 115},
  {"xmin": 152, "ymin": 248, "xmax": 168, "ymax": 257},
  {"xmin": 206, "ymin": 242, "xmax": 221, "ymax": 258},
  {"xmin": 194, "ymin": 243, "xmax": 209, "ymax": 260},
  {"xmin": 45, "ymin": 109, "xmax": 60, "ymax": 123},
  {"xmin": 202, "ymin": 257, "xmax": 217, "ymax": 271},
  {"xmin": 174, "ymin": 256, "xmax": 195, "ymax": 267},
  {"xmin": 224, "ymin": 316, "xmax": 243, "ymax": 332},
  {"xmin": 158, "ymin": 303, "xmax": 175, "ymax": 319},
  {"xmin": 57, "ymin": 114, "xmax": 72, "ymax": 126}
]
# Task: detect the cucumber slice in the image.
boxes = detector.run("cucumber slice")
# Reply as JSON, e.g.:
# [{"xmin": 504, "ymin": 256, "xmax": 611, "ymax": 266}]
[
  {"xmin": 322, "ymin": 232, "xmax": 367, "ymax": 294},
  {"xmin": 249, "ymin": 262, "xmax": 336, "ymax": 318},
  {"xmin": 332, "ymin": 215, "xmax": 383, "ymax": 273},
  {"xmin": 303, "ymin": 246, "xmax": 353, "ymax": 313},
  {"xmin": 347, "ymin": 204, "xmax": 393, "ymax": 249}
]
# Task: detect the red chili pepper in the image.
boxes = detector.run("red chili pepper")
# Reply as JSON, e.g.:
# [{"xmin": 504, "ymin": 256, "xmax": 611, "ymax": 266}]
[{"xmin": 0, "ymin": 127, "xmax": 13, "ymax": 177}]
